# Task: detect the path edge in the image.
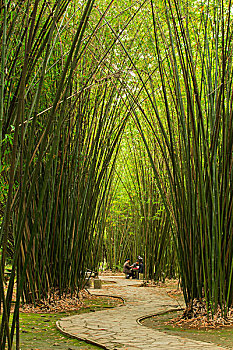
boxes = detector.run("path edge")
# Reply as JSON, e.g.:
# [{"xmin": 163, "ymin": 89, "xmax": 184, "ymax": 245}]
[
  {"xmin": 56, "ymin": 292, "xmax": 125, "ymax": 350},
  {"xmin": 56, "ymin": 320, "xmax": 109, "ymax": 349},
  {"xmin": 136, "ymin": 307, "xmax": 184, "ymax": 325}
]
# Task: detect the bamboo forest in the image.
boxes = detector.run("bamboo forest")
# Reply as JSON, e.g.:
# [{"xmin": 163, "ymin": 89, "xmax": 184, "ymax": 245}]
[{"xmin": 0, "ymin": 0, "xmax": 233, "ymax": 349}]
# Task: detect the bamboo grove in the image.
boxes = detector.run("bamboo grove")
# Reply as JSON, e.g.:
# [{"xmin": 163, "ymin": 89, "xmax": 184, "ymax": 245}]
[
  {"xmin": 0, "ymin": 0, "xmax": 233, "ymax": 348},
  {"xmin": 103, "ymin": 129, "xmax": 174, "ymax": 281},
  {"xmin": 127, "ymin": 0, "xmax": 233, "ymax": 315},
  {"xmin": 0, "ymin": 0, "xmax": 133, "ymax": 347}
]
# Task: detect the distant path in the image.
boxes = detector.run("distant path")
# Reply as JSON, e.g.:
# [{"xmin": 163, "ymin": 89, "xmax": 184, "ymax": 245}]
[{"xmin": 57, "ymin": 276, "xmax": 226, "ymax": 350}]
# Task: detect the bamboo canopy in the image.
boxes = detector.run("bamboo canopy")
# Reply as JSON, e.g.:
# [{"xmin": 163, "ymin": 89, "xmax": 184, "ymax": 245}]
[{"xmin": 0, "ymin": 0, "xmax": 233, "ymax": 348}]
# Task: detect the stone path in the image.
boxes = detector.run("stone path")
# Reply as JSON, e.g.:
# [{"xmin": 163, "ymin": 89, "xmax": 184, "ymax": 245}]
[{"xmin": 57, "ymin": 276, "xmax": 226, "ymax": 349}]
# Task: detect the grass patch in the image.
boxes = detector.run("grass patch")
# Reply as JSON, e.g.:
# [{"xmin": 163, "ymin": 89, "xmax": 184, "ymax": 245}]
[{"xmin": 141, "ymin": 310, "xmax": 233, "ymax": 349}]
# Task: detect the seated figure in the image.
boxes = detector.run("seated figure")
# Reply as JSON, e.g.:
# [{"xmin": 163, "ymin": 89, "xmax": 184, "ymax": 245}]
[{"xmin": 123, "ymin": 259, "xmax": 133, "ymax": 279}]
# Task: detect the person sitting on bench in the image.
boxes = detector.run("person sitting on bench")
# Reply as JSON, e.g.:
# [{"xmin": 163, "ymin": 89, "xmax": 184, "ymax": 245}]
[
  {"xmin": 138, "ymin": 256, "xmax": 143, "ymax": 274},
  {"xmin": 123, "ymin": 258, "xmax": 133, "ymax": 279},
  {"xmin": 131, "ymin": 260, "xmax": 140, "ymax": 279}
]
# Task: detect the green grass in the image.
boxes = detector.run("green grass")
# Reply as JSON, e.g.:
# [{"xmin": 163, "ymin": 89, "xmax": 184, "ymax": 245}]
[
  {"xmin": 17, "ymin": 296, "xmax": 122, "ymax": 350},
  {"xmin": 141, "ymin": 310, "xmax": 233, "ymax": 349}
]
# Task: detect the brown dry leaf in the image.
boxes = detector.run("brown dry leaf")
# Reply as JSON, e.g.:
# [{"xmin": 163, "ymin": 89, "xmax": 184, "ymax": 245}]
[{"xmin": 166, "ymin": 298, "xmax": 233, "ymax": 330}]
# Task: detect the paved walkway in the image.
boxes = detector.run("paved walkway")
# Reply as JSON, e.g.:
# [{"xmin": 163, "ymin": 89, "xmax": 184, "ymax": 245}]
[{"xmin": 57, "ymin": 276, "xmax": 226, "ymax": 349}]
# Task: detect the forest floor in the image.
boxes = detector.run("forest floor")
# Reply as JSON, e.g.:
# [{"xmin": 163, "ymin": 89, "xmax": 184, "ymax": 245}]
[
  {"xmin": 7, "ymin": 274, "xmax": 232, "ymax": 349},
  {"xmin": 16, "ymin": 294, "xmax": 122, "ymax": 349},
  {"xmin": 141, "ymin": 309, "xmax": 233, "ymax": 350},
  {"xmin": 58, "ymin": 275, "xmax": 228, "ymax": 349}
]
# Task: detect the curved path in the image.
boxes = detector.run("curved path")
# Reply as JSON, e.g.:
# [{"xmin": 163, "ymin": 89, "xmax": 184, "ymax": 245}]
[{"xmin": 57, "ymin": 276, "xmax": 226, "ymax": 350}]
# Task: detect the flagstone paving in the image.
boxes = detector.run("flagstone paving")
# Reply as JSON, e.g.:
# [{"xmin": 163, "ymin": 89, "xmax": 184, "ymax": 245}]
[{"xmin": 57, "ymin": 276, "xmax": 226, "ymax": 350}]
